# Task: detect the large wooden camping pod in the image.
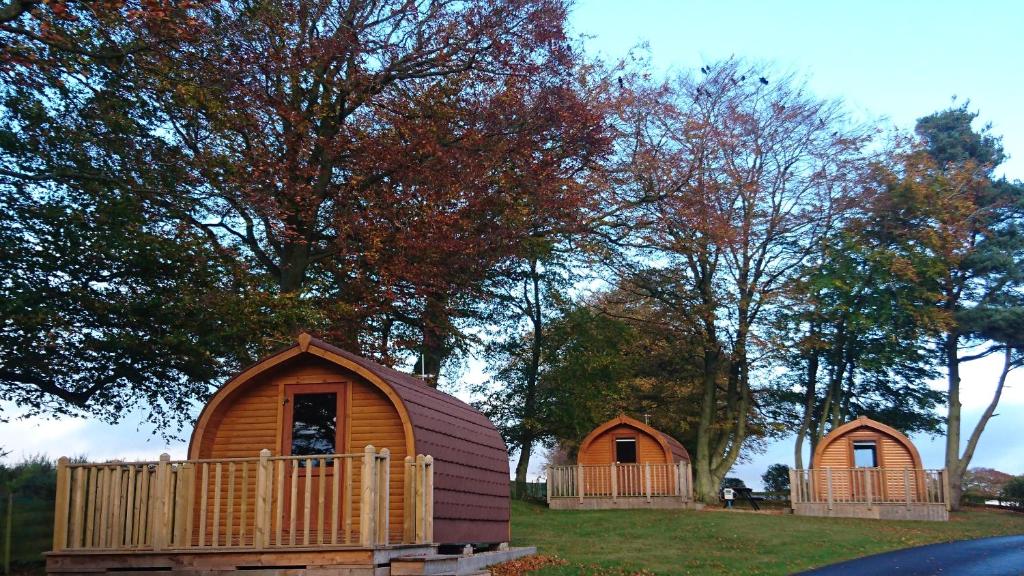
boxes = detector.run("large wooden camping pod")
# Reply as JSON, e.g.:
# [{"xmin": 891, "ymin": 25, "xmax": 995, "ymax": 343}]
[
  {"xmin": 547, "ymin": 415, "xmax": 694, "ymax": 509},
  {"xmin": 189, "ymin": 333, "xmax": 510, "ymax": 545}
]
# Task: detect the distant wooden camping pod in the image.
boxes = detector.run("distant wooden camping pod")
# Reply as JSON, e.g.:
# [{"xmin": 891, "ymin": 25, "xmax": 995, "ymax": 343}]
[
  {"xmin": 812, "ymin": 416, "xmax": 923, "ymax": 473},
  {"xmin": 546, "ymin": 415, "xmax": 694, "ymax": 509},
  {"xmin": 189, "ymin": 333, "xmax": 510, "ymax": 545},
  {"xmin": 788, "ymin": 416, "xmax": 949, "ymax": 521},
  {"xmin": 577, "ymin": 414, "xmax": 690, "ymax": 467}
]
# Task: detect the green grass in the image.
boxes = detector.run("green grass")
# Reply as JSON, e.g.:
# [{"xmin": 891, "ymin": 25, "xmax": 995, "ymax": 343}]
[{"xmin": 509, "ymin": 500, "xmax": 1024, "ymax": 575}]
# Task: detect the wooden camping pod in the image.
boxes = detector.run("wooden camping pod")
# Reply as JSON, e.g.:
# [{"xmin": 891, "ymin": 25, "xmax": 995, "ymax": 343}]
[
  {"xmin": 577, "ymin": 414, "xmax": 690, "ymax": 466},
  {"xmin": 188, "ymin": 333, "xmax": 510, "ymax": 545}
]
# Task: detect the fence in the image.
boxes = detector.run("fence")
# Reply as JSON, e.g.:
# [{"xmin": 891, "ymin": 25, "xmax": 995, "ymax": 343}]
[
  {"xmin": 50, "ymin": 445, "xmax": 433, "ymax": 552},
  {"xmin": 789, "ymin": 468, "xmax": 947, "ymax": 508},
  {"xmin": 547, "ymin": 462, "xmax": 692, "ymax": 502}
]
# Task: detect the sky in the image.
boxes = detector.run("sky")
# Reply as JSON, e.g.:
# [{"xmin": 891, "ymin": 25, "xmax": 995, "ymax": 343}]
[{"xmin": 2, "ymin": 0, "xmax": 1024, "ymax": 488}]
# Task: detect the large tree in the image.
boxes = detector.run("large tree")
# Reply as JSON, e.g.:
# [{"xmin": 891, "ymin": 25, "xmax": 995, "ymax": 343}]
[
  {"xmin": 911, "ymin": 106, "xmax": 1024, "ymax": 508},
  {"xmin": 778, "ymin": 154, "xmax": 949, "ymax": 468},
  {"xmin": 617, "ymin": 59, "xmax": 873, "ymax": 501},
  {"xmin": 1, "ymin": 0, "xmax": 614, "ymax": 424}
]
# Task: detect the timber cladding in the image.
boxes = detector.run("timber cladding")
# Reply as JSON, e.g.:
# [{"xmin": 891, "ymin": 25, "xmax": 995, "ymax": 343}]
[
  {"xmin": 188, "ymin": 333, "xmax": 510, "ymax": 546},
  {"xmin": 577, "ymin": 415, "xmax": 690, "ymax": 466},
  {"xmin": 812, "ymin": 416, "xmax": 925, "ymax": 501}
]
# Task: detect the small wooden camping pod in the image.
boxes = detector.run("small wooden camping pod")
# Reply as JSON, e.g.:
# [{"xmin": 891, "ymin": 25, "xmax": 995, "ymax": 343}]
[
  {"xmin": 189, "ymin": 333, "xmax": 510, "ymax": 545},
  {"xmin": 577, "ymin": 414, "xmax": 690, "ymax": 467},
  {"xmin": 545, "ymin": 414, "xmax": 694, "ymax": 508}
]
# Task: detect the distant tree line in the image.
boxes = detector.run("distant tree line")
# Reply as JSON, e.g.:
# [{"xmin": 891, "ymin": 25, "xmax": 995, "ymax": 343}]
[{"xmin": 2, "ymin": 0, "xmax": 1022, "ymax": 506}]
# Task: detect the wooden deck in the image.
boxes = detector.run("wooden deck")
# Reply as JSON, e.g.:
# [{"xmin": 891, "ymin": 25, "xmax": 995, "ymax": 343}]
[
  {"xmin": 546, "ymin": 462, "xmax": 695, "ymax": 509},
  {"xmin": 47, "ymin": 447, "xmax": 443, "ymax": 575},
  {"xmin": 789, "ymin": 467, "xmax": 950, "ymax": 521}
]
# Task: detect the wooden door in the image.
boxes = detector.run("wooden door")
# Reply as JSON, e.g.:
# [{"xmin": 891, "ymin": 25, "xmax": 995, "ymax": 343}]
[{"xmin": 281, "ymin": 383, "xmax": 347, "ymax": 543}]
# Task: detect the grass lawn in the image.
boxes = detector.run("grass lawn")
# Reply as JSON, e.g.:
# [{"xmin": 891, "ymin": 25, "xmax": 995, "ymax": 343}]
[{"xmin": 509, "ymin": 500, "xmax": 1024, "ymax": 575}]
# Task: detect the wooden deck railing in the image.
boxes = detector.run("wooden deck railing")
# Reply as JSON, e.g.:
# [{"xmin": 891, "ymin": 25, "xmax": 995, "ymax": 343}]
[
  {"xmin": 789, "ymin": 468, "xmax": 948, "ymax": 509},
  {"xmin": 546, "ymin": 462, "xmax": 692, "ymax": 502},
  {"xmin": 51, "ymin": 445, "xmax": 434, "ymax": 552}
]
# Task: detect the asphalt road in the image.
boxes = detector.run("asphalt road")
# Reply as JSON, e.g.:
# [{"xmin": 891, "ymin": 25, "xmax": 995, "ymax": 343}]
[{"xmin": 795, "ymin": 534, "xmax": 1024, "ymax": 575}]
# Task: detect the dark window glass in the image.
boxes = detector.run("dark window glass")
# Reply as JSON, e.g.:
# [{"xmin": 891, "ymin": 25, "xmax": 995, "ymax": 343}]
[
  {"xmin": 291, "ymin": 393, "xmax": 337, "ymax": 460},
  {"xmin": 615, "ymin": 438, "xmax": 637, "ymax": 463},
  {"xmin": 853, "ymin": 441, "xmax": 877, "ymax": 468}
]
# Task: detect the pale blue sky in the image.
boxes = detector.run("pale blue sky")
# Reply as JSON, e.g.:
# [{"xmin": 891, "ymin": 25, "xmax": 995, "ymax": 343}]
[{"xmin": 2, "ymin": 0, "xmax": 1023, "ymax": 488}]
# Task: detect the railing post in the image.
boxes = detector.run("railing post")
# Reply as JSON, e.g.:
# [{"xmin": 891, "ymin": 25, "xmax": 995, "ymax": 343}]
[
  {"xmin": 864, "ymin": 468, "xmax": 872, "ymax": 509},
  {"xmin": 376, "ymin": 449, "xmax": 390, "ymax": 546},
  {"xmin": 404, "ymin": 456, "xmax": 415, "ymax": 542},
  {"xmin": 424, "ymin": 456, "xmax": 433, "ymax": 544},
  {"xmin": 254, "ymin": 449, "xmax": 272, "ymax": 549},
  {"xmin": 644, "ymin": 462, "xmax": 652, "ymax": 503},
  {"xmin": 825, "ymin": 467, "xmax": 833, "ymax": 511},
  {"xmin": 151, "ymin": 454, "xmax": 171, "ymax": 551},
  {"xmin": 941, "ymin": 469, "xmax": 951, "ymax": 511},
  {"xmin": 577, "ymin": 464, "xmax": 584, "ymax": 503},
  {"xmin": 546, "ymin": 467, "xmax": 552, "ymax": 504},
  {"xmin": 904, "ymin": 468, "xmax": 911, "ymax": 510},
  {"xmin": 610, "ymin": 463, "xmax": 617, "ymax": 502},
  {"xmin": 413, "ymin": 455, "xmax": 425, "ymax": 544},
  {"xmin": 788, "ymin": 469, "xmax": 797, "ymax": 507},
  {"xmin": 361, "ymin": 446, "xmax": 378, "ymax": 547},
  {"xmin": 52, "ymin": 457, "xmax": 70, "ymax": 551}
]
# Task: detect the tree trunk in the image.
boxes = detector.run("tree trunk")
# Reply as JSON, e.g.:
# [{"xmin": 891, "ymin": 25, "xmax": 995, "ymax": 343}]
[
  {"xmin": 794, "ymin": 336, "xmax": 821, "ymax": 470},
  {"xmin": 514, "ymin": 437, "xmax": 535, "ymax": 484},
  {"xmin": 694, "ymin": 343, "xmax": 721, "ymax": 503},
  {"xmin": 944, "ymin": 331, "xmax": 963, "ymax": 510}
]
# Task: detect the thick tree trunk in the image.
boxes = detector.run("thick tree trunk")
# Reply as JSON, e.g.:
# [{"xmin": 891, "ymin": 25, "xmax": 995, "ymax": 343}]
[
  {"xmin": 514, "ymin": 437, "xmax": 535, "ymax": 484},
  {"xmin": 694, "ymin": 343, "xmax": 721, "ymax": 503}
]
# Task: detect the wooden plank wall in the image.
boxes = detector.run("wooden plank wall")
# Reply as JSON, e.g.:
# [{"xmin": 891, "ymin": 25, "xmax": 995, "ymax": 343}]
[
  {"xmin": 195, "ymin": 359, "xmax": 409, "ymax": 544},
  {"xmin": 578, "ymin": 424, "xmax": 668, "ymax": 466},
  {"xmin": 816, "ymin": 429, "xmax": 919, "ymax": 501}
]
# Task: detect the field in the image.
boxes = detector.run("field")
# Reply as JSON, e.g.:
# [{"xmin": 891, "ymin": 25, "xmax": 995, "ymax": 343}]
[
  {"xmin": 508, "ymin": 500, "xmax": 1024, "ymax": 575},
  {"xmin": 7, "ymin": 497, "xmax": 1024, "ymax": 575}
]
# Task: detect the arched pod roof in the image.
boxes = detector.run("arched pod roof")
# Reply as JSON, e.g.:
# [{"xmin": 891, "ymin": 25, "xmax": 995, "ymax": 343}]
[
  {"xmin": 189, "ymin": 333, "xmax": 510, "ymax": 544},
  {"xmin": 578, "ymin": 414, "xmax": 690, "ymax": 463},
  {"xmin": 812, "ymin": 416, "xmax": 923, "ymax": 469}
]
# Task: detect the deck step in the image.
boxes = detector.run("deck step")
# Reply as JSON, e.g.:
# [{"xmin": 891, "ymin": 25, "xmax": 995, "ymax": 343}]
[{"xmin": 390, "ymin": 547, "xmax": 536, "ymax": 576}]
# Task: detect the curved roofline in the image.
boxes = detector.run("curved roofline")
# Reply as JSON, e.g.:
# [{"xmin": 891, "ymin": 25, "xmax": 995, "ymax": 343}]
[
  {"xmin": 812, "ymin": 416, "xmax": 923, "ymax": 469},
  {"xmin": 578, "ymin": 414, "xmax": 680, "ymax": 463},
  {"xmin": 189, "ymin": 333, "xmax": 415, "ymax": 459}
]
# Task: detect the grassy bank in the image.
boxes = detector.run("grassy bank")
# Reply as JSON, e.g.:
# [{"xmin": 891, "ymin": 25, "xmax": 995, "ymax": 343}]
[{"xmin": 509, "ymin": 500, "xmax": 1024, "ymax": 575}]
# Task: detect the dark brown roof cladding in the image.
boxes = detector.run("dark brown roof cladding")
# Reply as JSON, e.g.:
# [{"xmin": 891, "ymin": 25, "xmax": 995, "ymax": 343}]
[
  {"xmin": 304, "ymin": 337, "xmax": 510, "ymax": 539},
  {"xmin": 660, "ymin": 432, "xmax": 690, "ymax": 463}
]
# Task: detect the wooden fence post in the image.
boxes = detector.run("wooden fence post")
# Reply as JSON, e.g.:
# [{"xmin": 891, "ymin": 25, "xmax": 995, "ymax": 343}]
[
  {"xmin": 904, "ymin": 468, "xmax": 911, "ymax": 510},
  {"xmin": 610, "ymin": 463, "xmax": 617, "ymax": 502},
  {"xmin": 360, "ymin": 446, "xmax": 378, "ymax": 547},
  {"xmin": 825, "ymin": 467, "xmax": 833, "ymax": 511},
  {"xmin": 414, "ymin": 455, "xmax": 425, "ymax": 544},
  {"xmin": 376, "ymin": 449, "xmax": 390, "ymax": 546},
  {"xmin": 864, "ymin": 468, "xmax": 872, "ymax": 509},
  {"xmin": 644, "ymin": 462, "xmax": 652, "ymax": 503},
  {"xmin": 941, "ymin": 469, "xmax": 951, "ymax": 511},
  {"xmin": 151, "ymin": 454, "xmax": 171, "ymax": 551},
  {"xmin": 576, "ymin": 464, "xmax": 584, "ymax": 503},
  {"xmin": 403, "ymin": 456, "xmax": 415, "ymax": 543},
  {"xmin": 52, "ymin": 457, "xmax": 70, "ymax": 551},
  {"xmin": 254, "ymin": 449, "xmax": 271, "ymax": 549},
  {"xmin": 423, "ymin": 456, "xmax": 433, "ymax": 544},
  {"xmin": 788, "ymin": 469, "xmax": 797, "ymax": 507},
  {"xmin": 546, "ymin": 467, "xmax": 552, "ymax": 504}
]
